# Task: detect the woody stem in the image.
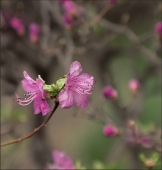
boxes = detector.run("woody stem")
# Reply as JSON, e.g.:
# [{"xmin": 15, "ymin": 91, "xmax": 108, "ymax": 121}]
[{"xmin": 1, "ymin": 102, "xmax": 59, "ymax": 147}]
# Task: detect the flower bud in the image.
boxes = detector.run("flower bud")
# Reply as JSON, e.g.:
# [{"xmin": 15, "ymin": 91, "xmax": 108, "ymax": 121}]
[
  {"xmin": 28, "ymin": 23, "xmax": 40, "ymax": 43},
  {"xmin": 63, "ymin": 0, "xmax": 77, "ymax": 18},
  {"xmin": 10, "ymin": 17, "xmax": 25, "ymax": 35},
  {"xmin": 103, "ymin": 125, "xmax": 118, "ymax": 137},
  {"xmin": 128, "ymin": 79, "xmax": 140, "ymax": 93},
  {"xmin": 155, "ymin": 22, "xmax": 162, "ymax": 37},
  {"xmin": 102, "ymin": 86, "xmax": 118, "ymax": 99},
  {"xmin": 63, "ymin": 13, "xmax": 73, "ymax": 29}
]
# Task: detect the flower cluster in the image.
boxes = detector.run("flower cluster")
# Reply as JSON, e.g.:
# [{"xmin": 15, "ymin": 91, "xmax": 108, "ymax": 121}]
[
  {"xmin": 3, "ymin": 11, "xmax": 40, "ymax": 43},
  {"xmin": 15, "ymin": 61, "xmax": 94, "ymax": 115}
]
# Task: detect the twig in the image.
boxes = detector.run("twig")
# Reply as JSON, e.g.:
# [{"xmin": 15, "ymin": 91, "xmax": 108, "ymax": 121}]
[
  {"xmin": 91, "ymin": 4, "xmax": 112, "ymax": 27},
  {"xmin": 1, "ymin": 102, "xmax": 59, "ymax": 147}
]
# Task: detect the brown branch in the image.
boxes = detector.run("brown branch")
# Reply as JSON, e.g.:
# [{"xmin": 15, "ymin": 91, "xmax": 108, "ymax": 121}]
[{"xmin": 1, "ymin": 102, "xmax": 59, "ymax": 147}]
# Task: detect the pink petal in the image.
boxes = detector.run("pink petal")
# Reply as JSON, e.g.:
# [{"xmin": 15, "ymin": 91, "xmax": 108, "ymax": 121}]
[
  {"xmin": 69, "ymin": 61, "xmax": 82, "ymax": 77},
  {"xmin": 23, "ymin": 71, "xmax": 35, "ymax": 83},
  {"xmin": 36, "ymin": 78, "xmax": 44, "ymax": 96},
  {"xmin": 74, "ymin": 93, "xmax": 88, "ymax": 108},
  {"xmin": 40, "ymin": 100, "xmax": 50, "ymax": 116},
  {"xmin": 21, "ymin": 79, "xmax": 38, "ymax": 92},
  {"xmin": 33, "ymin": 95, "xmax": 42, "ymax": 114},
  {"xmin": 78, "ymin": 73, "xmax": 94, "ymax": 85},
  {"xmin": 59, "ymin": 89, "xmax": 74, "ymax": 108},
  {"xmin": 52, "ymin": 151, "xmax": 65, "ymax": 165}
]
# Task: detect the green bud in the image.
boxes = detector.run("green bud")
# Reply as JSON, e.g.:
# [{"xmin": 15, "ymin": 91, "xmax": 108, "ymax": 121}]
[
  {"xmin": 43, "ymin": 76, "xmax": 66, "ymax": 97},
  {"xmin": 56, "ymin": 76, "xmax": 66, "ymax": 91}
]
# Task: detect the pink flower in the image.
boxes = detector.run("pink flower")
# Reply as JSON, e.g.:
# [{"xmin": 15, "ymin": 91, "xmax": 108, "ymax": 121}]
[
  {"xmin": 28, "ymin": 23, "xmax": 40, "ymax": 43},
  {"xmin": 155, "ymin": 22, "xmax": 162, "ymax": 36},
  {"xmin": 103, "ymin": 125, "xmax": 118, "ymax": 137},
  {"xmin": 15, "ymin": 71, "xmax": 50, "ymax": 116},
  {"xmin": 10, "ymin": 17, "xmax": 25, "ymax": 35},
  {"xmin": 46, "ymin": 150, "xmax": 75, "ymax": 170},
  {"xmin": 102, "ymin": 86, "xmax": 117, "ymax": 99},
  {"xmin": 63, "ymin": 13, "xmax": 73, "ymax": 29},
  {"xmin": 128, "ymin": 79, "xmax": 140, "ymax": 92},
  {"xmin": 140, "ymin": 136, "xmax": 153, "ymax": 148},
  {"xmin": 62, "ymin": 0, "xmax": 77, "ymax": 18},
  {"xmin": 58, "ymin": 61, "xmax": 94, "ymax": 108}
]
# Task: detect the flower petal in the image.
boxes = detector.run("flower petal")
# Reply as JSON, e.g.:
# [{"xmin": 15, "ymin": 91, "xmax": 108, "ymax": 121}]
[
  {"xmin": 21, "ymin": 79, "xmax": 38, "ymax": 92},
  {"xmin": 36, "ymin": 78, "xmax": 44, "ymax": 96},
  {"xmin": 33, "ymin": 95, "xmax": 42, "ymax": 114},
  {"xmin": 40, "ymin": 100, "xmax": 50, "ymax": 116},
  {"xmin": 78, "ymin": 73, "xmax": 94, "ymax": 85},
  {"xmin": 59, "ymin": 89, "xmax": 74, "ymax": 108},
  {"xmin": 23, "ymin": 71, "xmax": 35, "ymax": 83},
  {"xmin": 74, "ymin": 93, "xmax": 88, "ymax": 108},
  {"xmin": 69, "ymin": 61, "xmax": 82, "ymax": 77}
]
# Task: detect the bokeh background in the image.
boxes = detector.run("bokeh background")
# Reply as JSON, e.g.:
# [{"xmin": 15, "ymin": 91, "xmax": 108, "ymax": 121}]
[{"xmin": 1, "ymin": 0, "xmax": 161, "ymax": 169}]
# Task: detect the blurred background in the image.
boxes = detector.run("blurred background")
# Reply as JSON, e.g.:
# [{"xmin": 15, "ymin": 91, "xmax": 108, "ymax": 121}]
[{"xmin": 1, "ymin": 0, "xmax": 161, "ymax": 169}]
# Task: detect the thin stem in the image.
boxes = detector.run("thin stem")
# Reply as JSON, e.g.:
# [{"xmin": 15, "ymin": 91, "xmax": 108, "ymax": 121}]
[
  {"xmin": 91, "ymin": 4, "xmax": 112, "ymax": 27},
  {"xmin": 1, "ymin": 102, "xmax": 59, "ymax": 147}
]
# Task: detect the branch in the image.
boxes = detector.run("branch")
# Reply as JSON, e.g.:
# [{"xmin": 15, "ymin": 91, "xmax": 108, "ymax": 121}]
[{"xmin": 1, "ymin": 102, "xmax": 59, "ymax": 147}]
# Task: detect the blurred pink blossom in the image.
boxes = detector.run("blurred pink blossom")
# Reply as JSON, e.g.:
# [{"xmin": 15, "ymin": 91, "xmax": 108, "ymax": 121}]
[
  {"xmin": 10, "ymin": 17, "xmax": 25, "ymax": 35},
  {"xmin": 102, "ymin": 85, "xmax": 118, "ymax": 99},
  {"xmin": 59, "ymin": 61, "xmax": 94, "ymax": 108},
  {"xmin": 63, "ymin": 13, "xmax": 74, "ymax": 29},
  {"xmin": 109, "ymin": 0, "xmax": 117, "ymax": 4},
  {"xmin": 155, "ymin": 22, "xmax": 162, "ymax": 36},
  {"xmin": 103, "ymin": 125, "xmax": 118, "ymax": 137},
  {"xmin": 28, "ymin": 23, "xmax": 40, "ymax": 43},
  {"xmin": 128, "ymin": 79, "xmax": 140, "ymax": 92},
  {"xmin": 46, "ymin": 150, "xmax": 75, "ymax": 170},
  {"xmin": 62, "ymin": 0, "xmax": 78, "ymax": 18}
]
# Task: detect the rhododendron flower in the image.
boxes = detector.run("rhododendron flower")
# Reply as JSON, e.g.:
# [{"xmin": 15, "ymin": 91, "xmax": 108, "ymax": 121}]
[
  {"xmin": 155, "ymin": 22, "xmax": 162, "ymax": 36},
  {"xmin": 62, "ymin": 0, "xmax": 78, "ymax": 18},
  {"xmin": 102, "ymin": 85, "xmax": 117, "ymax": 99},
  {"xmin": 10, "ymin": 17, "xmax": 25, "ymax": 35},
  {"xmin": 28, "ymin": 23, "xmax": 40, "ymax": 43},
  {"xmin": 103, "ymin": 125, "xmax": 118, "ymax": 137},
  {"xmin": 46, "ymin": 150, "xmax": 75, "ymax": 170},
  {"xmin": 63, "ymin": 13, "xmax": 73, "ymax": 29},
  {"xmin": 58, "ymin": 61, "xmax": 94, "ymax": 108},
  {"xmin": 128, "ymin": 79, "xmax": 140, "ymax": 92},
  {"xmin": 15, "ymin": 71, "xmax": 50, "ymax": 116}
]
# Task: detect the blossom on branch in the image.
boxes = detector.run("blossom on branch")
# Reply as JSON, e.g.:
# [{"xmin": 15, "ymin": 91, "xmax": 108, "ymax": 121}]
[
  {"xmin": 102, "ymin": 85, "xmax": 118, "ymax": 99},
  {"xmin": 46, "ymin": 150, "xmax": 75, "ymax": 170},
  {"xmin": 15, "ymin": 71, "xmax": 50, "ymax": 116},
  {"xmin": 59, "ymin": 61, "xmax": 94, "ymax": 108},
  {"xmin": 128, "ymin": 79, "xmax": 140, "ymax": 93},
  {"xmin": 103, "ymin": 125, "xmax": 118, "ymax": 137},
  {"xmin": 28, "ymin": 23, "xmax": 40, "ymax": 43},
  {"xmin": 10, "ymin": 17, "xmax": 25, "ymax": 35}
]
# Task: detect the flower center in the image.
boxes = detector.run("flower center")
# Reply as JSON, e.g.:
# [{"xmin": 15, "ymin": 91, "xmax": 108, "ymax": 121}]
[
  {"xmin": 69, "ymin": 77, "xmax": 94, "ymax": 95},
  {"xmin": 15, "ymin": 91, "xmax": 39, "ymax": 106}
]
